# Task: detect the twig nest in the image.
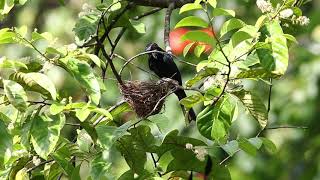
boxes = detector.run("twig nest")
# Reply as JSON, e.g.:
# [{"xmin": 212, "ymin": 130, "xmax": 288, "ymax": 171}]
[{"xmin": 120, "ymin": 78, "xmax": 179, "ymax": 118}]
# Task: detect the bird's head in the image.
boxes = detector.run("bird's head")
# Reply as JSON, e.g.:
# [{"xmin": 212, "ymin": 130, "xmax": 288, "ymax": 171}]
[
  {"xmin": 145, "ymin": 43, "xmax": 164, "ymax": 59},
  {"xmin": 145, "ymin": 42, "xmax": 160, "ymax": 52}
]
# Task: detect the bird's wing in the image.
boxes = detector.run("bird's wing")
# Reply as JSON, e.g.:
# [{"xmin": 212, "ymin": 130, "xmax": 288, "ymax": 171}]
[{"xmin": 163, "ymin": 54, "xmax": 182, "ymax": 85}]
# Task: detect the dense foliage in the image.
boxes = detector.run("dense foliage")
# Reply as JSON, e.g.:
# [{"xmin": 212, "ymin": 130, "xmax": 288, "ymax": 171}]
[{"xmin": 0, "ymin": 0, "xmax": 318, "ymax": 179}]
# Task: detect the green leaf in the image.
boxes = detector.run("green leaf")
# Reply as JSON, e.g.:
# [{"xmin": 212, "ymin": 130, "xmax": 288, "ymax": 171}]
[
  {"xmin": 234, "ymin": 91, "xmax": 268, "ymax": 128},
  {"xmin": 0, "ymin": 58, "xmax": 28, "ymax": 70},
  {"xmin": 81, "ymin": 53, "xmax": 102, "ymax": 68},
  {"xmin": 283, "ymin": 34, "xmax": 298, "ymax": 44},
  {"xmin": 197, "ymin": 94, "xmax": 237, "ymax": 142},
  {"xmin": 15, "ymin": 168, "xmax": 29, "ymax": 180},
  {"xmin": 10, "ymin": 72, "xmax": 57, "ymax": 100},
  {"xmin": 129, "ymin": 20, "xmax": 146, "ymax": 34},
  {"xmin": 90, "ymin": 107, "xmax": 113, "ymax": 120},
  {"xmin": 236, "ymin": 68, "xmax": 280, "ymax": 79},
  {"xmin": 15, "ymin": 26, "xmax": 28, "ymax": 38},
  {"xmin": 179, "ymin": 3, "xmax": 202, "ymax": 14},
  {"xmin": 231, "ymin": 25, "xmax": 258, "ymax": 48},
  {"xmin": 0, "ymin": 120, "xmax": 12, "ymax": 168},
  {"xmin": 90, "ymin": 153, "xmax": 114, "ymax": 180},
  {"xmin": 0, "ymin": 112, "xmax": 11, "ymax": 124},
  {"xmin": 248, "ymin": 137, "xmax": 263, "ymax": 149},
  {"xmin": 257, "ymin": 21, "xmax": 288, "ymax": 75},
  {"xmin": 261, "ymin": 137, "xmax": 277, "ymax": 154},
  {"xmin": 30, "ymin": 114, "xmax": 66, "ymax": 159},
  {"xmin": 220, "ymin": 18, "xmax": 246, "ymax": 38},
  {"xmin": 75, "ymin": 106, "xmax": 90, "ymax": 122},
  {"xmin": 3, "ymin": 80, "xmax": 28, "ymax": 112},
  {"xmin": 175, "ymin": 16, "xmax": 208, "ymax": 28},
  {"xmin": 59, "ymin": 57, "xmax": 101, "ymax": 105},
  {"xmin": 116, "ymin": 126, "xmax": 154, "ymax": 174},
  {"xmin": 212, "ymin": 8, "xmax": 235, "ymax": 17},
  {"xmin": 0, "ymin": 28, "xmax": 15, "ymax": 44},
  {"xmin": 78, "ymin": 120, "xmax": 98, "ymax": 143},
  {"xmin": 180, "ymin": 93, "xmax": 204, "ymax": 108},
  {"xmin": 166, "ymin": 149, "xmax": 207, "ymax": 173},
  {"xmin": 182, "ymin": 30, "xmax": 215, "ymax": 46},
  {"xmin": 51, "ymin": 145, "xmax": 75, "ymax": 176},
  {"xmin": 221, "ymin": 140, "xmax": 239, "ymax": 156},
  {"xmin": 73, "ymin": 14, "xmax": 99, "ymax": 41},
  {"xmin": 194, "ymin": 44, "xmax": 206, "ymax": 57},
  {"xmin": 208, "ymin": 160, "xmax": 231, "ymax": 180},
  {"xmin": 156, "ymin": 130, "xmax": 206, "ymax": 158},
  {"xmin": 110, "ymin": 0, "xmax": 121, "ymax": 11},
  {"xmin": 238, "ymin": 137, "xmax": 257, "ymax": 156},
  {"xmin": 71, "ymin": 165, "xmax": 81, "ymax": 180},
  {"xmin": 49, "ymin": 102, "xmax": 65, "ymax": 115},
  {"xmin": 44, "ymin": 162, "xmax": 63, "ymax": 180},
  {"xmin": 0, "ymin": 0, "xmax": 14, "ymax": 14},
  {"xmin": 96, "ymin": 122, "xmax": 130, "ymax": 149},
  {"xmin": 186, "ymin": 67, "xmax": 219, "ymax": 87},
  {"xmin": 76, "ymin": 129, "xmax": 92, "ymax": 152},
  {"xmin": 183, "ymin": 42, "xmax": 195, "ymax": 57},
  {"xmin": 207, "ymin": 0, "xmax": 217, "ymax": 8},
  {"xmin": 31, "ymin": 31, "xmax": 54, "ymax": 42}
]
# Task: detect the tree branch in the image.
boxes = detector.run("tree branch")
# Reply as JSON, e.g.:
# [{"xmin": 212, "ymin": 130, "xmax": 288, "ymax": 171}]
[
  {"xmin": 124, "ymin": 0, "xmax": 193, "ymax": 8},
  {"xmin": 164, "ymin": 2, "xmax": 175, "ymax": 53}
]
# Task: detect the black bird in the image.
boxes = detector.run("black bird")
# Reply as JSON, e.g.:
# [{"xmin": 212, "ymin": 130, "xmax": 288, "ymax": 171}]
[{"xmin": 145, "ymin": 42, "xmax": 196, "ymax": 121}]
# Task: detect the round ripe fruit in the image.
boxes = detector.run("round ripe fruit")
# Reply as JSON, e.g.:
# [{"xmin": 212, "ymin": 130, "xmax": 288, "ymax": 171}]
[{"xmin": 169, "ymin": 28, "xmax": 193, "ymax": 55}]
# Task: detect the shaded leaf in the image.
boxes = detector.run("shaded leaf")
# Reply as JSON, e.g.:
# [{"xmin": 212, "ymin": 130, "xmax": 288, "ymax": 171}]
[
  {"xmin": 59, "ymin": 57, "xmax": 100, "ymax": 105},
  {"xmin": 197, "ymin": 94, "xmax": 237, "ymax": 142}
]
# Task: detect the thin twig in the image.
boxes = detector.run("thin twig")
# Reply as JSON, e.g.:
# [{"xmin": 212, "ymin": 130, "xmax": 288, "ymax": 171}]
[
  {"xmin": 14, "ymin": 30, "xmax": 50, "ymax": 62},
  {"xmin": 267, "ymin": 78, "xmax": 273, "ymax": 113},
  {"xmin": 266, "ymin": 125, "xmax": 308, "ymax": 130},
  {"xmin": 151, "ymin": 153, "xmax": 162, "ymax": 177},
  {"xmin": 164, "ymin": 2, "xmax": 175, "ymax": 53},
  {"xmin": 26, "ymin": 159, "xmax": 54, "ymax": 173},
  {"xmin": 133, "ymin": 8, "xmax": 162, "ymax": 20},
  {"xmin": 100, "ymin": 44, "xmax": 123, "ymax": 85},
  {"xmin": 204, "ymin": 5, "xmax": 231, "ymax": 106},
  {"xmin": 119, "ymin": 50, "xmax": 196, "ymax": 76},
  {"xmin": 93, "ymin": 100, "xmax": 126, "ymax": 126},
  {"xmin": 219, "ymin": 149, "xmax": 240, "ymax": 165}
]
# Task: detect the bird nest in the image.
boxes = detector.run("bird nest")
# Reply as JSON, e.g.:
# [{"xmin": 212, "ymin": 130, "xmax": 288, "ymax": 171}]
[{"xmin": 120, "ymin": 78, "xmax": 179, "ymax": 118}]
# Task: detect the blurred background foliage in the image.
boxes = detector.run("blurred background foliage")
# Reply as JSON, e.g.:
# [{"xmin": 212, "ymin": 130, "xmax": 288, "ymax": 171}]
[{"xmin": 1, "ymin": 0, "xmax": 320, "ymax": 179}]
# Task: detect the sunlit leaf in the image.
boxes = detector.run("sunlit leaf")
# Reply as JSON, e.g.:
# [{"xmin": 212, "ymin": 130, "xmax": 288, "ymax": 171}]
[
  {"xmin": 212, "ymin": 8, "xmax": 235, "ymax": 17},
  {"xmin": 175, "ymin": 16, "xmax": 208, "ymax": 28},
  {"xmin": 180, "ymin": 93, "xmax": 204, "ymax": 108},
  {"xmin": 3, "ymin": 80, "xmax": 28, "ymax": 112},
  {"xmin": 234, "ymin": 91, "xmax": 268, "ymax": 129},
  {"xmin": 30, "ymin": 114, "xmax": 66, "ymax": 159},
  {"xmin": 179, "ymin": 3, "xmax": 202, "ymax": 14},
  {"xmin": 220, "ymin": 18, "xmax": 246, "ymax": 38},
  {"xmin": 0, "ymin": 28, "xmax": 15, "ymax": 44},
  {"xmin": 182, "ymin": 30, "xmax": 215, "ymax": 46},
  {"xmin": 10, "ymin": 72, "xmax": 57, "ymax": 100}
]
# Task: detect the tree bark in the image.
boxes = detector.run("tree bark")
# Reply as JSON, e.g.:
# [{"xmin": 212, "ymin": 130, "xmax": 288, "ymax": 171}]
[{"xmin": 126, "ymin": 0, "xmax": 194, "ymax": 8}]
